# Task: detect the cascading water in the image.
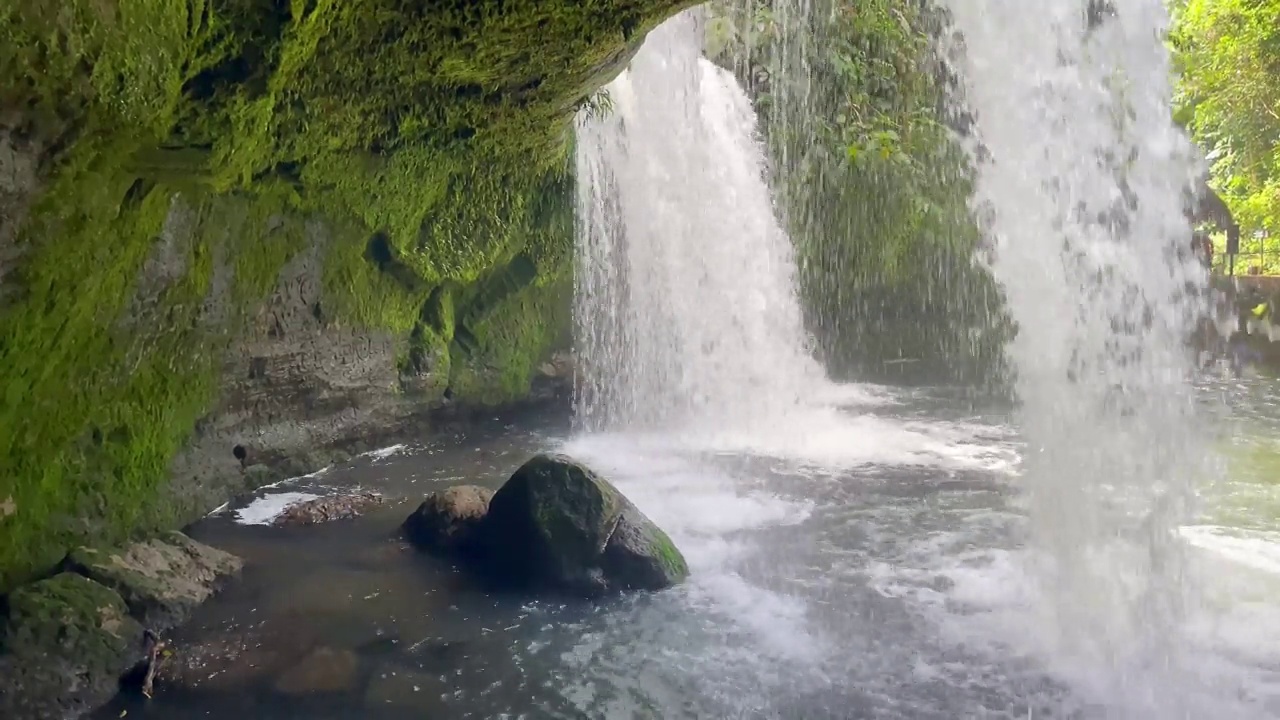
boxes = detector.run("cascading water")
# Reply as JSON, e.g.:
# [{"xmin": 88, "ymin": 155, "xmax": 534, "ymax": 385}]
[
  {"xmin": 573, "ymin": 9, "xmax": 826, "ymax": 432},
  {"xmin": 563, "ymin": 3, "xmax": 1276, "ymax": 719},
  {"xmin": 938, "ymin": 0, "xmax": 1214, "ymax": 711}
]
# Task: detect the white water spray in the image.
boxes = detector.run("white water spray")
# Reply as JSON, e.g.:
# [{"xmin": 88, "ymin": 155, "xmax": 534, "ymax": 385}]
[
  {"xmin": 573, "ymin": 9, "xmax": 826, "ymax": 433},
  {"xmin": 939, "ymin": 0, "xmax": 1213, "ymax": 710}
]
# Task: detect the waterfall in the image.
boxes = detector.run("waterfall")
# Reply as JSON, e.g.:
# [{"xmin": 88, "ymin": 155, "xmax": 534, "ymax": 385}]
[
  {"xmin": 573, "ymin": 9, "xmax": 825, "ymax": 433},
  {"xmin": 939, "ymin": 0, "xmax": 1212, "ymax": 709}
]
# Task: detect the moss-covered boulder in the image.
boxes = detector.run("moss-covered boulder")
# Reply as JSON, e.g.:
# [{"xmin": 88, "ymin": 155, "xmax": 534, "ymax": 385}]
[
  {"xmin": 403, "ymin": 485, "xmax": 494, "ymax": 555},
  {"xmin": 0, "ymin": 573, "xmax": 145, "ymax": 719},
  {"xmin": 479, "ymin": 454, "xmax": 688, "ymax": 596},
  {"xmin": 66, "ymin": 531, "xmax": 242, "ymax": 631}
]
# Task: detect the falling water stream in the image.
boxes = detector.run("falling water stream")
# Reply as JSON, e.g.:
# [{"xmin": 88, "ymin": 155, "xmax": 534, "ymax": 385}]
[
  {"xmin": 573, "ymin": 9, "xmax": 824, "ymax": 433},
  {"xmin": 937, "ymin": 0, "xmax": 1209, "ymax": 713},
  {"xmin": 116, "ymin": 4, "xmax": 1280, "ymax": 719}
]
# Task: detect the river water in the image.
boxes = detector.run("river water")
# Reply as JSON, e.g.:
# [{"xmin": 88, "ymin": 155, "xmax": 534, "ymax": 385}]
[{"xmin": 94, "ymin": 374, "xmax": 1280, "ymax": 719}]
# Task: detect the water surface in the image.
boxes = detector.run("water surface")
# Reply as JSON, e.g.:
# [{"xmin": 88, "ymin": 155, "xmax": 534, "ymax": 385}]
[{"xmin": 97, "ymin": 377, "xmax": 1280, "ymax": 719}]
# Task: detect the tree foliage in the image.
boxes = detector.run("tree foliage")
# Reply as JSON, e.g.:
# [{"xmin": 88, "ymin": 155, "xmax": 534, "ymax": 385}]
[{"xmin": 1172, "ymin": 0, "xmax": 1280, "ymax": 248}]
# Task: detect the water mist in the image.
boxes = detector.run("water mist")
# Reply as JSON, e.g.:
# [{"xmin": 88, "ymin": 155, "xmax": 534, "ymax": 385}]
[{"xmin": 939, "ymin": 0, "xmax": 1213, "ymax": 711}]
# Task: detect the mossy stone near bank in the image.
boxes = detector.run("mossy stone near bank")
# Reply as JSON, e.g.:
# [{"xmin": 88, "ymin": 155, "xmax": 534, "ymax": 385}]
[
  {"xmin": 0, "ymin": 573, "xmax": 145, "ymax": 718},
  {"xmin": 0, "ymin": 0, "xmax": 697, "ymax": 592},
  {"xmin": 67, "ymin": 530, "xmax": 243, "ymax": 631}
]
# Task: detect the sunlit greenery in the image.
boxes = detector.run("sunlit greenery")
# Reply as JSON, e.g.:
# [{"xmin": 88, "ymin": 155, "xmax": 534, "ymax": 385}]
[{"xmin": 1172, "ymin": 0, "xmax": 1280, "ymax": 267}]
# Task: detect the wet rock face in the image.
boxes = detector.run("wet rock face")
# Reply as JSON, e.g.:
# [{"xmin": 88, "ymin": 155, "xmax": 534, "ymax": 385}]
[
  {"xmin": 0, "ymin": 121, "xmax": 42, "ymax": 295},
  {"xmin": 165, "ymin": 230, "xmax": 420, "ymax": 528},
  {"xmin": 275, "ymin": 492, "xmax": 385, "ymax": 527},
  {"xmin": 402, "ymin": 485, "xmax": 494, "ymax": 554},
  {"xmin": 67, "ymin": 531, "xmax": 243, "ymax": 631},
  {"xmin": 0, "ymin": 573, "xmax": 146, "ymax": 720},
  {"xmin": 405, "ymin": 454, "xmax": 689, "ymax": 597}
]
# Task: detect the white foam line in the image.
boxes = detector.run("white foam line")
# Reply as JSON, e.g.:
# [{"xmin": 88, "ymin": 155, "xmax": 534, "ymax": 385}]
[
  {"xmin": 1180, "ymin": 525, "xmax": 1280, "ymax": 576},
  {"xmin": 361, "ymin": 444, "xmax": 407, "ymax": 461},
  {"xmin": 258, "ymin": 464, "xmax": 332, "ymax": 491}
]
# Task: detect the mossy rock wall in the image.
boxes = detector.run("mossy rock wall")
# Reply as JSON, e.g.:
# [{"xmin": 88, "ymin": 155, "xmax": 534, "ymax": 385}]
[{"xmin": 0, "ymin": 0, "xmax": 695, "ymax": 592}]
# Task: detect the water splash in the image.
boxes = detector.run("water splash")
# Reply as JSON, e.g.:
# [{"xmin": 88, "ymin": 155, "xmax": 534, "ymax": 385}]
[
  {"xmin": 573, "ymin": 9, "xmax": 824, "ymax": 432},
  {"xmin": 938, "ymin": 0, "xmax": 1212, "ymax": 710}
]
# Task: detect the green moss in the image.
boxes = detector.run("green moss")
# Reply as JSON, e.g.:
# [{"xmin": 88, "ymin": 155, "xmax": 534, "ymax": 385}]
[
  {"xmin": 322, "ymin": 218, "xmax": 433, "ymax": 335},
  {"xmin": 648, "ymin": 526, "xmax": 689, "ymax": 580},
  {"xmin": 197, "ymin": 0, "xmax": 691, "ymax": 289},
  {"xmin": 0, "ymin": 0, "xmax": 694, "ymax": 593},
  {"xmin": 0, "ymin": 143, "xmax": 204, "ymax": 590},
  {"xmin": 449, "ymin": 271, "xmax": 572, "ymax": 405},
  {"xmin": 1, "ymin": 572, "xmax": 140, "ymax": 666},
  {"xmin": 0, "ymin": 0, "xmax": 219, "ymax": 135},
  {"xmin": 0, "ymin": 145, "xmax": 318, "ymax": 591},
  {"xmin": 228, "ymin": 190, "xmax": 310, "ymax": 304}
]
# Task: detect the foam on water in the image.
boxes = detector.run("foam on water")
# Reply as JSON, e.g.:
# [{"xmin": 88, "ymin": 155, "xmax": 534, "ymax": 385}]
[
  {"xmin": 1181, "ymin": 525, "xmax": 1280, "ymax": 577},
  {"xmin": 360, "ymin": 444, "xmax": 408, "ymax": 461},
  {"xmin": 232, "ymin": 491, "xmax": 321, "ymax": 525}
]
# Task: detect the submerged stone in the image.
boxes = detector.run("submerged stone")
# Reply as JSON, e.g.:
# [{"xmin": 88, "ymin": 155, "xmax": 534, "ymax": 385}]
[
  {"xmin": 0, "ymin": 573, "xmax": 145, "ymax": 719},
  {"xmin": 157, "ymin": 624, "xmax": 321, "ymax": 692},
  {"xmin": 480, "ymin": 453, "xmax": 689, "ymax": 596},
  {"xmin": 67, "ymin": 531, "xmax": 242, "ymax": 631},
  {"xmin": 403, "ymin": 485, "xmax": 494, "ymax": 554},
  {"xmin": 274, "ymin": 646, "xmax": 360, "ymax": 695}
]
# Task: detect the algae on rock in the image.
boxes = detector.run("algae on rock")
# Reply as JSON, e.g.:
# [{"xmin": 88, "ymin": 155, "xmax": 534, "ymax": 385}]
[
  {"xmin": 67, "ymin": 530, "xmax": 243, "ymax": 631},
  {"xmin": 0, "ymin": 573, "xmax": 145, "ymax": 719},
  {"xmin": 480, "ymin": 453, "xmax": 690, "ymax": 596},
  {"xmin": 0, "ymin": 0, "xmax": 697, "ymax": 592}
]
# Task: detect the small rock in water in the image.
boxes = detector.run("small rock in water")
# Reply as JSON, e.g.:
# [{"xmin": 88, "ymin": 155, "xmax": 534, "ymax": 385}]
[
  {"xmin": 274, "ymin": 647, "xmax": 360, "ymax": 695},
  {"xmin": 67, "ymin": 531, "xmax": 243, "ymax": 631},
  {"xmin": 481, "ymin": 453, "xmax": 689, "ymax": 596},
  {"xmin": 402, "ymin": 485, "xmax": 493, "ymax": 554},
  {"xmin": 274, "ymin": 492, "xmax": 384, "ymax": 526}
]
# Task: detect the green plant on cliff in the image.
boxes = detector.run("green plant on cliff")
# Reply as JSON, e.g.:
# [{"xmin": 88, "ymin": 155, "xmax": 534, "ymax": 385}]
[
  {"xmin": 0, "ymin": 0, "xmax": 695, "ymax": 592},
  {"xmin": 711, "ymin": 0, "xmax": 1009, "ymax": 385},
  {"xmin": 1171, "ymin": 0, "xmax": 1280, "ymax": 247}
]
